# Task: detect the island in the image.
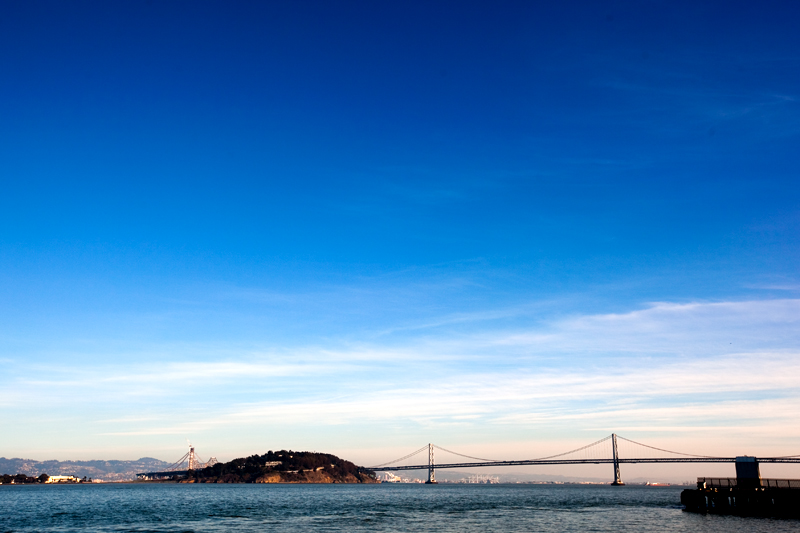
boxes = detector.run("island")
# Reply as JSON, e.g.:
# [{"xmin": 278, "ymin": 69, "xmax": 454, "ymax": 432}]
[{"xmin": 139, "ymin": 450, "xmax": 377, "ymax": 484}]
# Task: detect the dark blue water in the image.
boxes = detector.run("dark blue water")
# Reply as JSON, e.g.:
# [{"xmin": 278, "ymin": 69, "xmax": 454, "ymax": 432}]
[{"xmin": 1, "ymin": 484, "xmax": 797, "ymax": 532}]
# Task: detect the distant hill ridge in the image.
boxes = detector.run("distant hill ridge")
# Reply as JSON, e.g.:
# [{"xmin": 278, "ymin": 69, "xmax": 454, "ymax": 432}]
[{"xmin": 0, "ymin": 457, "xmax": 171, "ymax": 481}]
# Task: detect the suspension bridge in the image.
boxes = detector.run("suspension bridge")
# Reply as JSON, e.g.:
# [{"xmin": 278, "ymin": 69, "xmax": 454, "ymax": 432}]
[
  {"xmin": 368, "ymin": 433, "xmax": 800, "ymax": 484},
  {"xmin": 136, "ymin": 444, "xmax": 218, "ymax": 480}
]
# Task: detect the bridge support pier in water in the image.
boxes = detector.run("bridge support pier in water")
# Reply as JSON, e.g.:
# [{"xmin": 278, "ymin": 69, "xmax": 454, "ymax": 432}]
[
  {"xmin": 611, "ymin": 433, "xmax": 624, "ymax": 485},
  {"xmin": 425, "ymin": 443, "xmax": 437, "ymax": 484}
]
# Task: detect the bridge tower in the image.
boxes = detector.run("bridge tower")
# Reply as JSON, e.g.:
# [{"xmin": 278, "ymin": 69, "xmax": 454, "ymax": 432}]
[
  {"xmin": 425, "ymin": 443, "xmax": 437, "ymax": 484},
  {"xmin": 611, "ymin": 433, "xmax": 624, "ymax": 485},
  {"xmin": 188, "ymin": 445, "xmax": 197, "ymax": 470}
]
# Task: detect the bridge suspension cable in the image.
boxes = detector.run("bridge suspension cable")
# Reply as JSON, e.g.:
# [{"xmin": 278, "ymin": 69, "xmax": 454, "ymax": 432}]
[
  {"xmin": 368, "ymin": 444, "xmax": 430, "ymax": 469},
  {"xmin": 432, "ymin": 444, "xmax": 499, "ymax": 463},
  {"xmin": 160, "ymin": 444, "xmax": 219, "ymax": 472},
  {"xmin": 615, "ymin": 435, "xmax": 721, "ymax": 458},
  {"xmin": 162, "ymin": 451, "xmax": 191, "ymax": 471},
  {"xmin": 370, "ymin": 435, "xmax": 615, "ymax": 470},
  {"xmin": 526, "ymin": 434, "xmax": 613, "ymax": 461},
  {"xmin": 367, "ymin": 432, "xmax": 800, "ymax": 488}
]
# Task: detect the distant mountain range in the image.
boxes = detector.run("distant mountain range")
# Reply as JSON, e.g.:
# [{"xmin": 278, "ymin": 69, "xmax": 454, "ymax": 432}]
[{"xmin": 0, "ymin": 457, "xmax": 171, "ymax": 481}]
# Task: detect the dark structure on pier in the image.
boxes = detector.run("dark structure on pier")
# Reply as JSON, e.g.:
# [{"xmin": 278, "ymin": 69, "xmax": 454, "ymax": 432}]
[{"xmin": 681, "ymin": 457, "xmax": 800, "ymax": 518}]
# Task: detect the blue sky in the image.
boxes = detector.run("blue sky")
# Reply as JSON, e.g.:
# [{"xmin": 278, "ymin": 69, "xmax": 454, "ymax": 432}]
[{"xmin": 1, "ymin": 1, "xmax": 799, "ymax": 478}]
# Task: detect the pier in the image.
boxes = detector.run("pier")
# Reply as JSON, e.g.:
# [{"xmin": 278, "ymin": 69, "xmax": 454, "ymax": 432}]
[{"xmin": 681, "ymin": 457, "xmax": 800, "ymax": 517}]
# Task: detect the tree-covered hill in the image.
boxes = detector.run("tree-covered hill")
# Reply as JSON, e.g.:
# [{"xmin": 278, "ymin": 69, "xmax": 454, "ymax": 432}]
[{"xmin": 181, "ymin": 450, "xmax": 376, "ymax": 484}]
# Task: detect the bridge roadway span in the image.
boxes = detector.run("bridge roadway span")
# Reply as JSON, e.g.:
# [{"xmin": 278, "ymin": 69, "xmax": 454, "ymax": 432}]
[
  {"xmin": 137, "ymin": 435, "xmax": 799, "ymax": 485},
  {"xmin": 374, "ymin": 457, "xmax": 800, "ymax": 472}
]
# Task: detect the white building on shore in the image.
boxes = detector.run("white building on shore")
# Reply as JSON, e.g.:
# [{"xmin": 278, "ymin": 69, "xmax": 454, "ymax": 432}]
[{"xmin": 45, "ymin": 475, "xmax": 80, "ymax": 483}]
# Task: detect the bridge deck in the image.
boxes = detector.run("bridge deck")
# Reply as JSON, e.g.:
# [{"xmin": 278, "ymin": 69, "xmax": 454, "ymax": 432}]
[{"xmin": 373, "ymin": 457, "xmax": 800, "ymax": 471}]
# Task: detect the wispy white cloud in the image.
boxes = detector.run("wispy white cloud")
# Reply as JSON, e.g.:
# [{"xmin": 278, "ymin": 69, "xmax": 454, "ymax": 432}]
[
  {"xmin": 746, "ymin": 283, "xmax": 800, "ymax": 291},
  {"xmin": 3, "ymin": 299, "xmax": 799, "ymax": 458},
  {"xmin": 94, "ymin": 350, "xmax": 800, "ymax": 449},
  {"xmin": 486, "ymin": 299, "xmax": 800, "ymax": 356}
]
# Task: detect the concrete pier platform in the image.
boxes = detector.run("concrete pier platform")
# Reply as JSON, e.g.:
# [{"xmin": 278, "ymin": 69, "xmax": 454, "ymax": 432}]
[{"xmin": 682, "ymin": 477, "xmax": 800, "ymax": 518}]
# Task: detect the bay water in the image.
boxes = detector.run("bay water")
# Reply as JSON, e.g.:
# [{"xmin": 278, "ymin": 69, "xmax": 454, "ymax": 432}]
[{"xmin": 1, "ymin": 483, "xmax": 797, "ymax": 532}]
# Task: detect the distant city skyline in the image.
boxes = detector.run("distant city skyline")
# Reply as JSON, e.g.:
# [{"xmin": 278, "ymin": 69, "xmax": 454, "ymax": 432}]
[{"xmin": 1, "ymin": 0, "xmax": 799, "ymax": 480}]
